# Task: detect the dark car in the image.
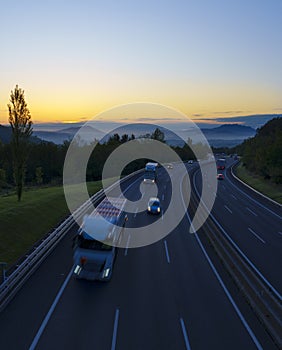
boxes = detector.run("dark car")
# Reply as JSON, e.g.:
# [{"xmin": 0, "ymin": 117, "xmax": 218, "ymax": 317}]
[{"xmin": 217, "ymin": 173, "xmax": 224, "ymax": 180}]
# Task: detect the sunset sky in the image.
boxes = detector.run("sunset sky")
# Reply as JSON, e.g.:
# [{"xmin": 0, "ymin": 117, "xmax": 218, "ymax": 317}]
[{"xmin": 0, "ymin": 0, "xmax": 281, "ymax": 124}]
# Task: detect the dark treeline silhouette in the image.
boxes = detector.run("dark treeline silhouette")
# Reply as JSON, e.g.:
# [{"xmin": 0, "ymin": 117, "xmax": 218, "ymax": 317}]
[
  {"xmin": 0, "ymin": 128, "xmax": 199, "ymax": 191},
  {"xmin": 232, "ymin": 117, "xmax": 282, "ymax": 184},
  {"xmin": 0, "ymin": 140, "xmax": 69, "ymax": 188}
]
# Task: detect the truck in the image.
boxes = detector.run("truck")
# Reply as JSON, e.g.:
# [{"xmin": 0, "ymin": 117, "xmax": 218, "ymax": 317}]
[
  {"xmin": 143, "ymin": 162, "xmax": 158, "ymax": 183},
  {"xmin": 217, "ymin": 158, "xmax": 226, "ymax": 170},
  {"xmin": 72, "ymin": 197, "xmax": 127, "ymax": 281}
]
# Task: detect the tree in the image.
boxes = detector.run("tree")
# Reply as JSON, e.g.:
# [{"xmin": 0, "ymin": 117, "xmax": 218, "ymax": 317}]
[
  {"xmin": 8, "ymin": 85, "xmax": 33, "ymax": 201},
  {"xmin": 35, "ymin": 167, "xmax": 43, "ymax": 185},
  {"xmin": 151, "ymin": 128, "xmax": 165, "ymax": 142},
  {"xmin": 0, "ymin": 169, "xmax": 6, "ymax": 188},
  {"xmin": 121, "ymin": 134, "xmax": 129, "ymax": 143}
]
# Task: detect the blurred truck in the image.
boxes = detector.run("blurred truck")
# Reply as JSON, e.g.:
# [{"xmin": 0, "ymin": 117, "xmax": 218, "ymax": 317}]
[
  {"xmin": 72, "ymin": 197, "xmax": 127, "ymax": 281},
  {"xmin": 217, "ymin": 158, "xmax": 226, "ymax": 170},
  {"xmin": 143, "ymin": 162, "xmax": 158, "ymax": 183}
]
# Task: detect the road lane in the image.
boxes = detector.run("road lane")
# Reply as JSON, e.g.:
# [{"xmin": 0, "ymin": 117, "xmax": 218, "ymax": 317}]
[
  {"xmin": 193, "ymin": 161, "xmax": 282, "ymax": 296},
  {"xmin": 0, "ymin": 163, "xmax": 277, "ymax": 349}
]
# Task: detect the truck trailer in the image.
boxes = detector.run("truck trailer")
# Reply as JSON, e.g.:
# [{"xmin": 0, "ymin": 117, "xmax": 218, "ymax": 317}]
[
  {"xmin": 217, "ymin": 158, "xmax": 226, "ymax": 170},
  {"xmin": 72, "ymin": 197, "xmax": 127, "ymax": 281}
]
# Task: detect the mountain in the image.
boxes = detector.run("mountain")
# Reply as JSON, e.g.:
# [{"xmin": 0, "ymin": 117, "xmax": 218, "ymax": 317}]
[
  {"xmin": 199, "ymin": 124, "xmax": 256, "ymax": 146},
  {"xmin": 33, "ymin": 125, "xmax": 105, "ymax": 144},
  {"xmin": 201, "ymin": 124, "xmax": 256, "ymax": 137},
  {"xmin": 0, "ymin": 125, "xmax": 12, "ymax": 143},
  {"xmin": 32, "ymin": 123, "xmax": 256, "ymax": 147},
  {"xmin": 0, "ymin": 125, "xmax": 42, "ymax": 144},
  {"xmin": 198, "ymin": 124, "xmax": 256, "ymax": 147},
  {"xmin": 33, "ymin": 131, "xmax": 72, "ymax": 144},
  {"xmin": 210, "ymin": 114, "xmax": 281, "ymax": 129}
]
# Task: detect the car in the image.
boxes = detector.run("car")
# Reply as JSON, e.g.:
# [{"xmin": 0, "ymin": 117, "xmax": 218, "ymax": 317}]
[
  {"xmin": 187, "ymin": 160, "xmax": 193, "ymax": 164},
  {"xmin": 217, "ymin": 173, "xmax": 224, "ymax": 180},
  {"xmin": 167, "ymin": 163, "xmax": 173, "ymax": 169},
  {"xmin": 147, "ymin": 197, "xmax": 161, "ymax": 214}
]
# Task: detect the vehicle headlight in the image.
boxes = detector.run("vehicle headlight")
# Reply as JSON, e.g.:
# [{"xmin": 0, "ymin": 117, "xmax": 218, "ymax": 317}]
[
  {"xmin": 152, "ymin": 180, "xmax": 155, "ymax": 183},
  {"xmin": 157, "ymin": 207, "xmax": 160, "ymax": 212},
  {"xmin": 102, "ymin": 268, "xmax": 110, "ymax": 278},
  {"xmin": 74, "ymin": 265, "xmax": 82, "ymax": 275},
  {"xmin": 148, "ymin": 206, "xmax": 151, "ymax": 211}
]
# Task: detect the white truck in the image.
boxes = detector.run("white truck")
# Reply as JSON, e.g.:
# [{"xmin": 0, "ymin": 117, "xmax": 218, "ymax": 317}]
[
  {"xmin": 143, "ymin": 162, "xmax": 158, "ymax": 183},
  {"xmin": 72, "ymin": 197, "xmax": 127, "ymax": 281}
]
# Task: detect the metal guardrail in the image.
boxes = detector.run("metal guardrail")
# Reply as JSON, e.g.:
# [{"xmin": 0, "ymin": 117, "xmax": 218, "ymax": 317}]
[{"xmin": 0, "ymin": 170, "xmax": 143, "ymax": 311}]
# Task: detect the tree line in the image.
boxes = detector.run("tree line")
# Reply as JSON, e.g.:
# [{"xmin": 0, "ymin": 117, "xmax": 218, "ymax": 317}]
[
  {"xmin": 0, "ymin": 127, "xmax": 202, "ymax": 194},
  {"xmin": 0, "ymin": 85, "xmax": 211, "ymax": 200},
  {"xmin": 233, "ymin": 117, "xmax": 282, "ymax": 184}
]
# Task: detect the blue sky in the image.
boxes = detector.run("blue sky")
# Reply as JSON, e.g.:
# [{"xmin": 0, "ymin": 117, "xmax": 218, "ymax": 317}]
[{"xmin": 0, "ymin": 0, "xmax": 281, "ymax": 123}]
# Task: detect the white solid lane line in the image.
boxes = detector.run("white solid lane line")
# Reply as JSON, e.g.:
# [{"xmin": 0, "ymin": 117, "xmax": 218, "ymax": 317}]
[
  {"xmin": 248, "ymin": 228, "xmax": 266, "ymax": 244},
  {"xmin": 192, "ymin": 168, "xmax": 281, "ymax": 300},
  {"xmin": 226, "ymin": 168, "xmax": 281, "ymax": 219},
  {"xmin": 29, "ymin": 267, "xmax": 73, "ymax": 350},
  {"xmin": 180, "ymin": 318, "xmax": 192, "ymax": 350},
  {"xmin": 180, "ymin": 174, "xmax": 264, "ymax": 349},
  {"xmin": 111, "ymin": 309, "xmax": 120, "ymax": 350},
  {"xmin": 164, "ymin": 240, "xmax": 171, "ymax": 263}
]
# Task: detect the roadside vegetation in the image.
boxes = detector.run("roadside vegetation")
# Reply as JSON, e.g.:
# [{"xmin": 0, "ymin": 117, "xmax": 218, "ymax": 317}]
[
  {"xmin": 0, "ymin": 181, "xmax": 102, "ymax": 269},
  {"xmin": 232, "ymin": 117, "xmax": 282, "ymax": 204},
  {"xmin": 234, "ymin": 117, "xmax": 282, "ymax": 184},
  {"xmin": 234, "ymin": 163, "xmax": 282, "ymax": 204}
]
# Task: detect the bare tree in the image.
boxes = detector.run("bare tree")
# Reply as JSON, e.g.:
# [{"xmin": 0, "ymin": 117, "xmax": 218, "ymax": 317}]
[{"xmin": 8, "ymin": 85, "xmax": 33, "ymax": 201}]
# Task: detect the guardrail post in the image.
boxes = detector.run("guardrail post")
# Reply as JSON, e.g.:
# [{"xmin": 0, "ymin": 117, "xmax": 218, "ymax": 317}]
[{"xmin": 0, "ymin": 262, "xmax": 7, "ymax": 283}]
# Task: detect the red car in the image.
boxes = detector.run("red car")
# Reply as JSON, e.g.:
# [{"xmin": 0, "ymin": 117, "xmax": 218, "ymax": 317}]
[{"xmin": 217, "ymin": 173, "xmax": 224, "ymax": 180}]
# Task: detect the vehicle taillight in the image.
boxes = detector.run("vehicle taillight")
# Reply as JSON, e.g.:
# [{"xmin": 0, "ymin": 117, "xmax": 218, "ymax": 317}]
[{"xmin": 80, "ymin": 256, "xmax": 87, "ymax": 265}]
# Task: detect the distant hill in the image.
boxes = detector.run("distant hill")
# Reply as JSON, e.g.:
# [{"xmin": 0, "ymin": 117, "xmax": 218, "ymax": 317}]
[
  {"xmin": 198, "ymin": 124, "xmax": 256, "ymax": 146},
  {"xmin": 33, "ymin": 125, "xmax": 105, "ymax": 144},
  {"xmin": 201, "ymin": 124, "xmax": 256, "ymax": 138},
  {"xmin": 0, "ymin": 125, "xmax": 12, "ymax": 143},
  {"xmin": 0, "ymin": 124, "xmax": 42, "ymax": 144},
  {"xmin": 209, "ymin": 114, "xmax": 281, "ymax": 129},
  {"xmin": 29, "ymin": 123, "xmax": 257, "ymax": 147}
]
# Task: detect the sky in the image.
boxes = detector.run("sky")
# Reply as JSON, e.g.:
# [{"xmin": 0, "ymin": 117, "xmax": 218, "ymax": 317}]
[{"xmin": 0, "ymin": 0, "xmax": 281, "ymax": 124}]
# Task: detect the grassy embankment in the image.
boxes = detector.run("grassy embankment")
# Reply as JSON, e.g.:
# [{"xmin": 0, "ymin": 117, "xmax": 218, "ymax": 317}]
[
  {"xmin": 0, "ymin": 181, "xmax": 102, "ymax": 269},
  {"xmin": 234, "ymin": 163, "xmax": 282, "ymax": 204}
]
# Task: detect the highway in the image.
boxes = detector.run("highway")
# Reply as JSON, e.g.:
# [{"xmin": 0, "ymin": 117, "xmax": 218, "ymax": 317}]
[
  {"xmin": 193, "ymin": 157, "xmax": 282, "ymax": 297},
  {"xmin": 0, "ymin": 162, "xmax": 280, "ymax": 349}
]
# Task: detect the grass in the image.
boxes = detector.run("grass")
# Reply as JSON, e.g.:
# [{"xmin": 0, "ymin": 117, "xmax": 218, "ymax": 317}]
[
  {"xmin": 234, "ymin": 163, "xmax": 282, "ymax": 204},
  {"xmin": 0, "ymin": 181, "xmax": 102, "ymax": 269}
]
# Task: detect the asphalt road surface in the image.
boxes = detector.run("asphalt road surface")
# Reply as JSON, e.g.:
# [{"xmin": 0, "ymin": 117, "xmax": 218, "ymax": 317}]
[{"xmin": 0, "ymin": 162, "xmax": 280, "ymax": 349}]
